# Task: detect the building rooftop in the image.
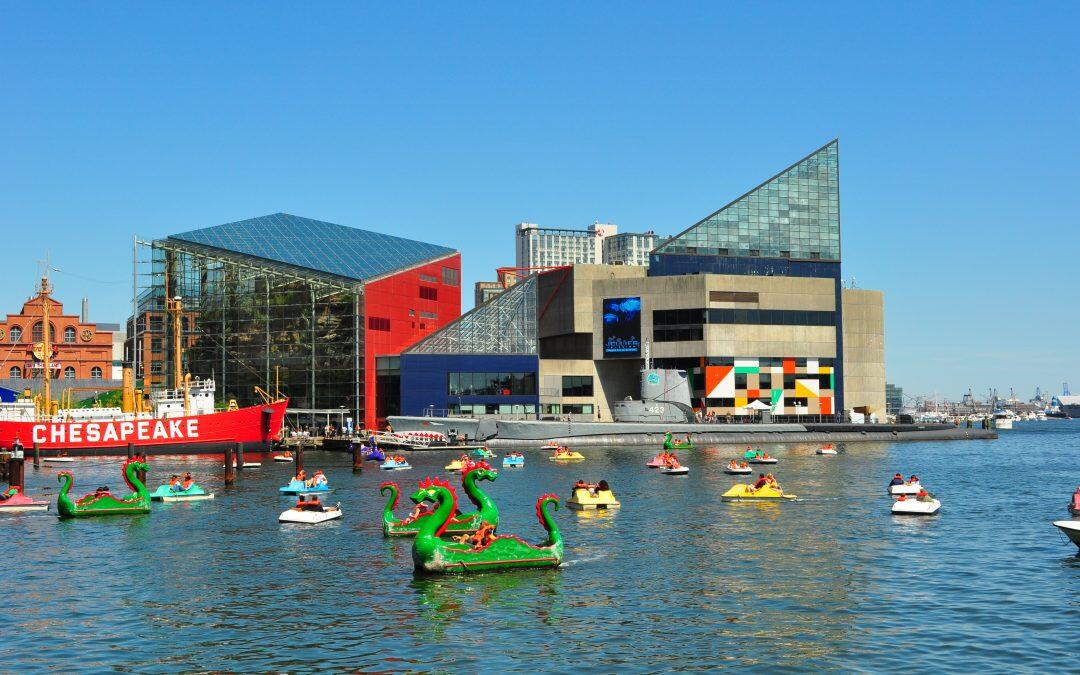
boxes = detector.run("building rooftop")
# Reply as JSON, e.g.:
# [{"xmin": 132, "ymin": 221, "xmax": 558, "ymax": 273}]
[{"xmin": 168, "ymin": 212, "xmax": 456, "ymax": 283}]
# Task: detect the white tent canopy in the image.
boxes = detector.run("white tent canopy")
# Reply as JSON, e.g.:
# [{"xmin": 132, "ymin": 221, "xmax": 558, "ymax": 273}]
[{"xmin": 743, "ymin": 400, "xmax": 772, "ymax": 411}]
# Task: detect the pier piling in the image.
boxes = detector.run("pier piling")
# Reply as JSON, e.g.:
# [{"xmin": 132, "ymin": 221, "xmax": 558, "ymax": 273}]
[
  {"xmin": 8, "ymin": 456, "xmax": 24, "ymax": 491},
  {"xmin": 294, "ymin": 445, "xmax": 304, "ymax": 475},
  {"xmin": 33, "ymin": 443, "xmax": 40, "ymax": 469},
  {"xmin": 351, "ymin": 442, "xmax": 362, "ymax": 473},
  {"xmin": 0, "ymin": 452, "xmax": 8, "ymax": 482},
  {"xmin": 127, "ymin": 443, "xmax": 134, "ymax": 459},
  {"xmin": 235, "ymin": 442, "xmax": 244, "ymax": 470},
  {"xmin": 224, "ymin": 446, "xmax": 236, "ymax": 485},
  {"xmin": 135, "ymin": 453, "xmax": 147, "ymax": 485}
]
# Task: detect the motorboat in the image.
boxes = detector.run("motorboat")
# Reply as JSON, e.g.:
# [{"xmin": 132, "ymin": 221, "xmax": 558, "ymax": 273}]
[
  {"xmin": 148, "ymin": 483, "xmax": 215, "ymax": 502},
  {"xmin": 279, "ymin": 479, "xmax": 333, "ymax": 495},
  {"xmin": 0, "ymin": 488, "xmax": 49, "ymax": 512},
  {"xmin": 817, "ymin": 444, "xmax": 837, "ymax": 455},
  {"xmin": 1068, "ymin": 488, "xmax": 1080, "ymax": 516},
  {"xmin": 567, "ymin": 484, "xmax": 620, "ymax": 510},
  {"xmin": 661, "ymin": 465, "xmax": 689, "ymax": 475},
  {"xmin": 1052, "ymin": 520, "xmax": 1080, "ymax": 549},
  {"xmin": 380, "ymin": 457, "xmax": 412, "ymax": 471},
  {"xmin": 502, "ymin": 454, "xmax": 524, "ymax": 468},
  {"xmin": 722, "ymin": 483, "xmax": 795, "ymax": 502},
  {"xmin": 279, "ymin": 500, "xmax": 342, "ymax": 524},
  {"xmin": 724, "ymin": 462, "xmax": 752, "ymax": 475},
  {"xmin": 889, "ymin": 480, "xmax": 922, "ymax": 496},
  {"xmin": 892, "ymin": 495, "xmax": 940, "ymax": 515}
]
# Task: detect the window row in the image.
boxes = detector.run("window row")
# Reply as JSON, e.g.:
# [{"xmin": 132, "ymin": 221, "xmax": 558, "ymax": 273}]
[
  {"xmin": 5, "ymin": 324, "xmax": 85, "ymax": 343},
  {"xmin": 707, "ymin": 356, "xmax": 834, "ymax": 368},
  {"xmin": 653, "ymin": 308, "xmax": 835, "ymax": 327},
  {"xmin": 447, "ymin": 372, "xmax": 538, "ymax": 396},
  {"xmin": 450, "ymin": 403, "xmax": 536, "ymax": 416},
  {"xmin": 7, "ymin": 366, "xmax": 103, "ymax": 379},
  {"xmin": 561, "ymin": 375, "xmax": 594, "ymax": 397}
]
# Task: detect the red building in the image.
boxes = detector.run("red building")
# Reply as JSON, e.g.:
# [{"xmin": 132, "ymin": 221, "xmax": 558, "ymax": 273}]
[{"xmin": 0, "ymin": 280, "xmax": 114, "ymax": 382}]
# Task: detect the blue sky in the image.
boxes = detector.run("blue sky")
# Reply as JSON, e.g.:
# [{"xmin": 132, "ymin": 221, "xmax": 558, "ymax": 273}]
[{"xmin": 1, "ymin": 2, "xmax": 1076, "ymax": 401}]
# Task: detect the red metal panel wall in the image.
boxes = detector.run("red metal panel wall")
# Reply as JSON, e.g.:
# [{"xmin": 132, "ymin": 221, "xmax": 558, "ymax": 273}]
[{"xmin": 362, "ymin": 253, "xmax": 461, "ymax": 428}]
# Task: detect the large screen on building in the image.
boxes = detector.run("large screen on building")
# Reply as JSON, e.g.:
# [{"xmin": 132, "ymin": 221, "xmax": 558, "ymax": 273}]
[{"xmin": 602, "ymin": 297, "xmax": 642, "ymax": 357}]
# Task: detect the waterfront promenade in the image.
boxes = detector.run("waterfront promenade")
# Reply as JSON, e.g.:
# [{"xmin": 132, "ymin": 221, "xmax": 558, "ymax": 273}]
[{"xmin": 1, "ymin": 422, "xmax": 1076, "ymax": 670}]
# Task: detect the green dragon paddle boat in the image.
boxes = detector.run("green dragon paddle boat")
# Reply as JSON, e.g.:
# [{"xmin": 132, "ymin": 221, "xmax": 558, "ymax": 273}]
[
  {"xmin": 410, "ymin": 476, "xmax": 562, "ymax": 574},
  {"xmin": 56, "ymin": 458, "xmax": 151, "ymax": 518},
  {"xmin": 381, "ymin": 459, "xmax": 499, "ymax": 537},
  {"xmin": 663, "ymin": 431, "xmax": 693, "ymax": 451}
]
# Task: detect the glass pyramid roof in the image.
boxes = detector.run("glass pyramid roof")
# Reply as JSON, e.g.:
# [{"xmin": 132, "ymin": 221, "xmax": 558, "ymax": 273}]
[
  {"xmin": 405, "ymin": 275, "xmax": 537, "ymax": 355},
  {"xmin": 655, "ymin": 140, "xmax": 840, "ymax": 261},
  {"xmin": 168, "ymin": 213, "xmax": 456, "ymax": 283}
]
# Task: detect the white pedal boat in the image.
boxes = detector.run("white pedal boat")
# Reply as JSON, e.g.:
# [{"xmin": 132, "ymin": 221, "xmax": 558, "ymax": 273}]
[
  {"xmin": 222, "ymin": 462, "xmax": 262, "ymax": 468},
  {"xmin": 279, "ymin": 505, "xmax": 342, "ymax": 524},
  {"xmin": 1052, "ymin": 520, "xmax": 1080, "ymax": 549},
  {"xmin": 43, "ymin": 457, "xmax": 76, "ymax": 464},
  {"xmin": 749, "ymin": 457, "xmax": 778, "ymax": 464},
  {"xmin": 816, "ymin": 448, "xmax": 837, "ymax": 455},
  {"xmin": 661, "ymin": 466, "xmax": 689, "ymax": 475},
  {"xmin": 161, "ymin": 492, "xmax": 216, "ymax": 503},
  {"xmin": 889, "ymin": 481, "xmax": 921, "ymax": 496},
  {"xmin": 892, "ymin": 496, "xmax": 940, "ymax": 515},
  {"xmin": 272, "ymin": 455, "xmax": 294, "ymax": 462},
  {"xmin": 724, "ymin": 465, "xmax": 752, "ymax": 475}
]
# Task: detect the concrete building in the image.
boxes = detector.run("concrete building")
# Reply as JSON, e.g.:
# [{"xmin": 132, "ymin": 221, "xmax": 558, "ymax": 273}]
[
  {"xmin": 474, "ymin": 281, "xmax": 505, "ymax": 307},
  {"xmin": 130, "ymin": 212, "xmax": 461, "ymax": 428},
  {"xmin": 515, "ymin": 222, "xmax": 665, "ymax": 268},
  {"xmin": 399, "ymin": 140, "xmax": 886, "ymax": 421},
  {"xmin": 603, "ymin": 231, "xmax": 669, "ymax": 266}
]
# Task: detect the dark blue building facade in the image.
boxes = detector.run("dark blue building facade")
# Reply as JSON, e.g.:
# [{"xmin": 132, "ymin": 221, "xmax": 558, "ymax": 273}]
[{"xmin": 400, "ymin": 354, "xmax": 539, "ymax": 417}]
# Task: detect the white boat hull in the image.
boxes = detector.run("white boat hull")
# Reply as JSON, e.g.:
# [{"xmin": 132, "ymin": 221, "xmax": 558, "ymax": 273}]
[
  {"xmin": 0, "ymin": 504, "xmax": 49, "ymax": 512},
  {"xmin": 43, "ymin": 458, "xmax": 75, "ymax": 463},
  {"xmin": 661, "ymin": 466, "xmax": 689, "ymax": 475},
  {"xmin": 724, "ymin": 468, "xmax": 752, "ymax": 475},
  {"xmin": 273, "ymin": 456, "xmax": 294, "ymax": 462},
  {"xmin": 160, "ymin": 493, "xmax": 216, "ymax": 502},
  {"xmin": 817, "ymin": 449, "xmax": 837, "ymax": 455},
  {"xmin": 889, "ymin": 482, "xmax": 922, "ymax": 496},
  {"xmin": 1053, "ymin": 520, "xmax": 1080, "ymax": 548},
  {"xmin": 892, "ymin": 498, "xmax": 940, "ymax": 515},
  {"xmin": 749, "ymin": 458, "xmax": 778, "ymax": 464},
  {"xmin": 279, "ymin": 507, "xmax": 342, "ymax": 524}
]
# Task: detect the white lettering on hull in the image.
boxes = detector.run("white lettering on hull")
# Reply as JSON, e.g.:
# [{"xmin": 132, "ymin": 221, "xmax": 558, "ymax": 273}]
[{"xmin": 25, "ymin": 418, "xmax": 203, "ymax": 446}]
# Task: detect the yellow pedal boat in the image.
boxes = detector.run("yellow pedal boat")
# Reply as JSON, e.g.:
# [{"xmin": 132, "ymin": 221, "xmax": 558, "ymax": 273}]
[
  {"xmin": 444, "ymin": 458, "xmax": 465, "ymax": 472},
  {"xmin": 721, "ymin": 483, "xmax": 796, "ymax": 502},
  {"xmin": 567, "ymin": 486, "xmax": 620, "ymax": 510},
  {"xmin": 549, "ymin": 451, "xmax": 585, "ymax": 461}
]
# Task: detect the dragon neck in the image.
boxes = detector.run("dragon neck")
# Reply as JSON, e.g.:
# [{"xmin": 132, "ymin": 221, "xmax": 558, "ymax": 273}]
[
  {"xmin": 380, "ymin": 482, "xmax": 399, "ymax": 524},
  {"xmin": 536, "ymin": 495, "xmax": 562, "ymax": 547},
  {"xmin": 123, "ymin": 461, "xmax": 148, "ymax": 498},
  {"xmin": 462, "ymin": 470, "xmax": 497, "ymax": 518},
  {"xmin": 416, "ymin": 486, "xmax": 456, "ymax": 541},
  {"xmin": 56, "ymin": 471, "xmax": 74, "ymax": 510}
]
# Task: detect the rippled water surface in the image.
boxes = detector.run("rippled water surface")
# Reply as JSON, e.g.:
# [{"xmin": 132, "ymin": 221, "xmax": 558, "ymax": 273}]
[{"xmin": 4, "ymin": 422, "xmax": 1079, "ymax": 671}]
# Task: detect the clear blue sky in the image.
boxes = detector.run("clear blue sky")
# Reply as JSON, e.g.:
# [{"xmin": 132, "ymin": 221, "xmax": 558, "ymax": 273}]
[{"xmin": 2, "ymin": 2, "xmax": 1077, "ymax": 401}]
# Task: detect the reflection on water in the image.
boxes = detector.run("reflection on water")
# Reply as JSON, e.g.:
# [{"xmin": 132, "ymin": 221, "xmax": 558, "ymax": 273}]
[{"xmin": 2, "ymin": 423, "xmax": 1079, "ymax": 670}]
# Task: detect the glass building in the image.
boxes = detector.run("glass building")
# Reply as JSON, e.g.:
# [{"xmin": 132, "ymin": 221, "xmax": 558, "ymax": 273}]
[
  {"xmin": 654, "ymin": 140, "xmax": 839, "ymax": 261},
  {"xmin": 129, "ymin": 213, "xmax": 460, "ymax": 428}
]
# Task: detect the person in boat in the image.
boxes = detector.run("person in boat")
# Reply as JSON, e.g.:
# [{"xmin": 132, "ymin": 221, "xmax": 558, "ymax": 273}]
[
  {"xmin": 908, "ymin": 475, "xmax": 919, "ymax": 485},
  {"xmin": 470, "ymin": 522, "xmax": 496, "ymax": 549},
  {"xmin": 307, "ymin": 470, "xmax": 328, "ymax": 488},
  {"xmin": 408, "ymin": 501, "xmax": 431, "ymax": 520},
  {"xmin": 95, "ymin": 486, "xmax": 110, "ymax": 497},
  {"xmin": 167, "ymin": 474, "xmax": 182, "ymax": 491},
  {"xmin": 752, "ymin": 473, "xmax": 769, "ymax": 490},
  {"xmin": 889, "ymin": 473, "xmax": 904, "ymax": 486},
  {"xmin": 765, "ymin": 473, "xmax": 778, "ymax": 486},
  {"xmin": 916, "ymin": 488, "xmax": 934, "ymax": 503},
  {"xmin": 180, "ymin": 473, "xmax": 195, "ymax": 491},
  {"xmin": 1072, "ymin": 487, "xmax": 1080, "ymax": 511},
  {"xmin": 739, "ymin": 461, "xmax": 749, "ymax": 469},
  {"xmin": 597, "ymin": 480, "xmax": 610, "ymax": 493},
  {"xmin": 574, "ymin": 479, "xmax": 589, "ymax": 491},
  {"xmin": 294, "ymin": 469, "xmax": 307, "ymax": 484}
]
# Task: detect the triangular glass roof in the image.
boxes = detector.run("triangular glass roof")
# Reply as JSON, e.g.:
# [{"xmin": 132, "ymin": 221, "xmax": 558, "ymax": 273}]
[
  {"xmin": 168, "ymin": 213, "xmax": 456, "ymax": 283},
  {"xmin": 405, "ymin": 275, "xmax": 537, "ymax": 355},
  {"xmin": 654, "ymin": 140, "xmax": 840, "ymax": 261}
]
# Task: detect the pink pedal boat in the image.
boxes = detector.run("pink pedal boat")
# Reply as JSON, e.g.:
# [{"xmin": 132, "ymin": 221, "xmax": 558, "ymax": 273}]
[{"xmin": 0, "ymin": 487, "xmax": 49, "ymax": 513}]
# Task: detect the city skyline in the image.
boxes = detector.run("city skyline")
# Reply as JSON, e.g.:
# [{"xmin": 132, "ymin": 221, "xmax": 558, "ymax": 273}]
[{"xmin": 2, "ymin": 2, "xmax": 1076, "ymax": 399}]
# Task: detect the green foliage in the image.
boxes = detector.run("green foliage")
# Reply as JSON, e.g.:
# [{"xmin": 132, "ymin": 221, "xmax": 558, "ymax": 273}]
[{"xmin": 73, "ymin": 389, "xmax": 124, "ymax": 409}]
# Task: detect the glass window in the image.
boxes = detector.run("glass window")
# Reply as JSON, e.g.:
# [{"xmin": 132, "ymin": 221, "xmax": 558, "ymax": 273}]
[
  {"xmin": 90, "ymin": 367, "xmax": 103, "ymax": 379},
  {"xmin": 561, "ymin": 375, "xmax": 594, "ymax": 397},
  {"xmin": 442, "ymin": 267, "xmax": 460, "ymax": 287},
  {"xmin": 9, "ymin": 326, "xmax": 21, "ymax": 343},
  {"xmin": 64, "ymin": 366, "xmax": 76, "ymax": 379},
  {"xmin": 419, "ymin": 287, "xmax": 438, "ymax": 301},
  {"xmin": 64, "ymin": 326, "xmax": 77, "ymax": 343},
  {"xmin": 8, "ymin": 366, "xmax": 21, "ymax": 378}
]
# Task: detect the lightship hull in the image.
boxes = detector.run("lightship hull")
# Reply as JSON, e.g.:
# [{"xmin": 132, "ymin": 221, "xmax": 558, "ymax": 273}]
[{"xmin": 0, "ymin": 400, "xmax": 287, "ymax": 454}]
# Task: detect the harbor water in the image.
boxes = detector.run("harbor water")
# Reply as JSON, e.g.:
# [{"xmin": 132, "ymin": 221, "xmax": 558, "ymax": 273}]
[{"xmin": 3, "ymin": 422, "xmax": 1078, "ymax": 671}]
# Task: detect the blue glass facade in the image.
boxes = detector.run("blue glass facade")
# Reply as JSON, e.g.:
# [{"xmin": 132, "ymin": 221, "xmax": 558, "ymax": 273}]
[
  {"xmin": 400, "ymin": 354, "xmax": 539, "ymax": 417},
  {"xmin": 170, "ymin": 212, "xmax": 456, "ymax": 283}
]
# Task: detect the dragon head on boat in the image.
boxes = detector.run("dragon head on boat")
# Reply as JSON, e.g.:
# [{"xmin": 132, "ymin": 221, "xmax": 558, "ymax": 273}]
[
  {"xmin": 379, "ymin": 481, "xmax": 400, "ymax": 511},
  {"xmin": 461, "ymin": 459, "xmax": 498, "ymax": 484},
  {"xmin": 411, "ymin": 477, "xmax": 459, "ymax": 538},
  {"xmin": 535, "ymin": 493, "xmax": 560, "ymax": 526}
]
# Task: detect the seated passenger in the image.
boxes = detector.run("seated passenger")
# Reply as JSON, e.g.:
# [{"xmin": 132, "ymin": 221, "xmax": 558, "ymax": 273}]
[
  {"xmin": 1072, "ymin": 487, "xmax": 1080, "ymax": 511},
  {"xmin": 294, "ymin": 469, "xmax": 307, "ymax": 484},
  {"xmin": 752, "ymin": 473, "xmax": 769, "ymax": 490},
  {"xmin": 168, "ymin": 474, "xmax": 182, "ymax": 490},
  {"xmin": 180, "ymin": 473, "xmax": 195, "ymax": 490},
  {"xmin": 95, "ymin": 486, "xmax": 110, "ymax": 497},
  {"xmin": 908, "ymin": 475, "xmax": 919, "ymax": 485},
  {"xmin": 889, "ymin": 473, "xmax": 904, "ymax": 486},
  {"xmin": 311, "ymin": 470, "xmax": 328, "ymax": 486},
  {"xmin": 470, "ymin": 522, "xmax": 496, "ymax": 549},
  {"xmin": 916, "ymin": 488, "xmax": 933, "ymax": 502},
  {"xmin": 597, "ymin": 480, "xmax": 610, "ymax": 493},
  {"xmin": 574, "ymin": 479, "xmax": 588, "ymax": 491}
]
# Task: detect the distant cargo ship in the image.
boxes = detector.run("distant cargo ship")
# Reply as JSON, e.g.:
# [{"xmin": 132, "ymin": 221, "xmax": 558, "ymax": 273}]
[{"xmin": 1058, "ymin": 395, "xmax": 1080, "ymax": 419}]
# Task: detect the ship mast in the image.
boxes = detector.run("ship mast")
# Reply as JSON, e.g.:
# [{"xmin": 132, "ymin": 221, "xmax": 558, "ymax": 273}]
[{"xmin": 37, "ymin": 262, "xmax": 53, "ymax": 420}]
